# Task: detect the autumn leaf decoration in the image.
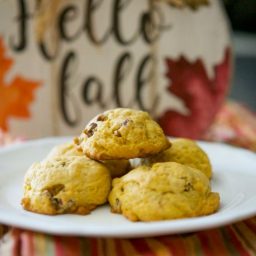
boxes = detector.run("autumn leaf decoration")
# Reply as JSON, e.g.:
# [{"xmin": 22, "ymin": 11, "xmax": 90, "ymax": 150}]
[
  {"xmin": 0, "ymin": 37, "xmax": 40, "ymax": 131},
  {"xmin": 159, "ymin": 48, "xmax": 231, "ymax": 139}
]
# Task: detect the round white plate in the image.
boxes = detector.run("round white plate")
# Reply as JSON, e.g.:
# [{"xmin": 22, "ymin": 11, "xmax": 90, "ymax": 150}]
[{"xmin": 0, "ymin": 137, "xmax": 256, "ymax": 238}]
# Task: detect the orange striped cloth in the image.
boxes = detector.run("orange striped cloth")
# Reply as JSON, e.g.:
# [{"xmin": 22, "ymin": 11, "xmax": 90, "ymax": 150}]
[
  {"xmin": 1, "ymin": 101, "xmax": 256, "ymax": 256},
  {"xmin": 1, "ymin": 218, "xmax": 256, "ymax": 256}
]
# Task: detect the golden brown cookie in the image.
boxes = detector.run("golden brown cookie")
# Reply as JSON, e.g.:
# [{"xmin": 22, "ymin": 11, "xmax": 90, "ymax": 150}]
[
  {"xmin": 141, "ymin": 138, "xmax": 212, "ymax": 179},
  {"xmin": 74, "ymin": 108, "xmax": 170, "ymax": 160},
  {"xmin": 109, "ymin": 162, "xmax": 219, "ymax": 221},
  {"xmin": 45, "ymin": 142, "xmax": 84, "ymax": 160},
  {"xmin": 46, "ymin": 142, "xmax": 130, "ymax": 178},
  {"xmin": 21, "ymin": 156, "xmax": 111, "ymax": 215}
]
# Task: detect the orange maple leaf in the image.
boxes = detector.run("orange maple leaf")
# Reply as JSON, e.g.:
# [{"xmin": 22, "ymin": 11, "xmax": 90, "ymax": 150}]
[{"xmin": 0, "ymin": 37, "xmax": 40, "ymax": 131}]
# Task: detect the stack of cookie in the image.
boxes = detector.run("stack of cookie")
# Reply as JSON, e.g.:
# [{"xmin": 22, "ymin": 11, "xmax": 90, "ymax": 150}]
[{"xmin": 21, "ymin": 108, "xmax": 220, "ymax": 221}]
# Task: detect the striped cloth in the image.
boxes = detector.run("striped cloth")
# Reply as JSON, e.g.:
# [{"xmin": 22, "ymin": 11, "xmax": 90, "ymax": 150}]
[
  {"xmin": 1, "ymin": 101, "xmax": 256, "ymax": 256},
  {"xmin": 1, "ymin": 218, "xmax": 256, "ymax": 256}
]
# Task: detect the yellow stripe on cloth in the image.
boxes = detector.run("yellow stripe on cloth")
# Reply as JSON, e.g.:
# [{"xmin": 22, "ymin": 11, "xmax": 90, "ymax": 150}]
[
  {"xmin": 34, "ymin": 233, "xmax": 46, "ymax": 256},
  {"xmin": 145, "ymin": 238, "xmax": 172, "ymax": 256},
  {"xmin": 234, "ymin": 222, "xmax": 256, "ymax": 252},
  {"xmin": 105, "ymin": 238, "xmax": 118, "ymax": 256},
  {"xmin": 183, "ymin": 234, "xmax": 201, "ymax": 256}
]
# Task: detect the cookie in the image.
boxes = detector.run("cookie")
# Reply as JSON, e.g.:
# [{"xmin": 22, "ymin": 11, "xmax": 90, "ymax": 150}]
[
  {"xmin": 109, "ymin": 162, "xmax": 219, "ymax": 221},
  {"xmin": 74, "ymin": 108, "xmax": 171, "ymax": 160},
  {"xmin": 141, "ymin": 138, "xmax": 212, "ymax": 178},
  {"xmin": 102, "ymin": 159, "xmax": 131, "ymax": 178},
  {"xmin": 21, "ymin": 156, "xmax": 111, "ymax": 215},
  {"xmin": 46, "ymin": 142, "xmax": 130, "ymax": 178},
  {"xmin": 45, "ymin": 142, "xmax": 84, "ymax": 160}
]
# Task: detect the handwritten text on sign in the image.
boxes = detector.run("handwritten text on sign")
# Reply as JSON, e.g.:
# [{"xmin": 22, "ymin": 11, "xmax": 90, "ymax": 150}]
[{"xmin": 9, "ymin": 0, "xmax": 171, "ymax": 126}]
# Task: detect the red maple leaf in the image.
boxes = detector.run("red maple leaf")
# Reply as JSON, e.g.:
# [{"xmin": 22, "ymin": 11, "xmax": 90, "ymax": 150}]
[
  {"xmin": 0, "ymin": 37, "xmax": 40, "ymax": 131},
  {"xmin": 158, "ymin": 48, "xmax": 231, "ymax": 139}
]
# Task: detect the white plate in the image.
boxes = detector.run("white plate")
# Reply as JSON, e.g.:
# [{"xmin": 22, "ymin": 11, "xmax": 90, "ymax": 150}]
[{"xmin": 1, "ymin": 137, "xmax": 256, "ymax": 238}]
